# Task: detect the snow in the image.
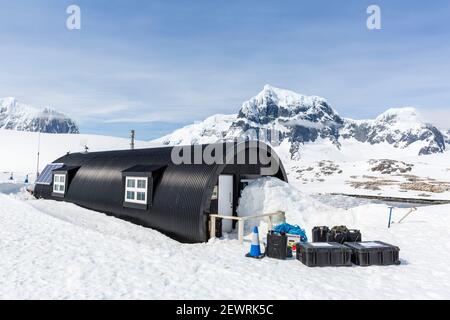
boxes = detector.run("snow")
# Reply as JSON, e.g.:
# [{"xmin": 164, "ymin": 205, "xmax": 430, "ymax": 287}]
[
  {"xmin": 240, "ymin": 85, "xmax": 331, "ymax": 117},
  {"xmin": 280, "ymin": 137, "xmax": 450, "ymax": 200},
  {"xmin": 343, "ymin": 106, "xmax": 443, "ymax": 153},
  {"xmin": 374, "ymin": 107, "xmax": 423, "ymax": 131},
  {"xmin": 371, "ymin": 107, "xmax": 437, "ymax": 149},
  {"xmin": 151, "ymin": 85, "xmax": 446, "ymax": 158},
  {"xmin": 0, "ymin": 129, "xmax": 147, "ymax": 174},
  {"xmin": 149, "ymin": 85, "xmax": 450, "ymax": 201},
  {"xmin": 1, "ymin": 178, "xmax": 450, "ymax": 299},
  {"xmin": 237, "ymin": 177, "xmax": 330, "ymax": 231},
  {"xmin": 154, "ymin": 114, "xmax": 236, "ymax": 146},
  {"xmin": 0, "ymin": 84, "xmax": 449, "ymax": 299},
  {"xmin": 0, "ymin": 97, "xmax": 78, "ymax": 133}
]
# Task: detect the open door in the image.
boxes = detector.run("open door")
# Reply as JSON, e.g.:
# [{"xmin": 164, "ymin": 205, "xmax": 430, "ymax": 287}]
[{"xmin": 218, "ymin": 175, "xmax": 233, "ymax": 233}]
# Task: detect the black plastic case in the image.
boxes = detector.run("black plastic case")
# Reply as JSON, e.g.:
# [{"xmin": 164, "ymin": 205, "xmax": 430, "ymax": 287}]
[
  {"xmin": 326, "ymin": 231, "xmax": 347, "ymax": 244},
  {"xmin": 344, "ymin": 241, "xmax": 400, "ymax": 266},
  {"xmin": 313, "ymin": 226, "xmax": 362, "ymax": 244},
  {"xmin": 347, "ymin": 229, "xmax": 362, "ymax": 242},
  {"xmin": 296, "ymin": 242, "xmax": 352, "ymax": 267},
  {"xmin": 312, "ymin": 226, "xmax": 329, "ymax": 242},
  {"xmin": 266, "ymin": 232, "xmax": 289, "ymax": 260}
]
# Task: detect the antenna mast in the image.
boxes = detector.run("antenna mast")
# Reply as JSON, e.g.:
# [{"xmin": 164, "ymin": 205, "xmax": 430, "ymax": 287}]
[
  {"xmin": 36, "ymin": 131, "xmax": 41, "ymax": 178},
  {"xmin": 130, "ymin": 130, "xmax": 135, "ymax": 150}
]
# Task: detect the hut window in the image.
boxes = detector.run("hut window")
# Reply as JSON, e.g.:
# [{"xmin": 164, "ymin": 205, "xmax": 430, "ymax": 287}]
[
  {"xmin": 211, "ymin": 185, "xmax": 218, "ymax": 200},
  {"xmin": 53, "ymin": 174, "xmax": 66, "ymax": 194},
  {"xmin": 124, "ymin": 177, "xmax": 148, "ymax": 205}
]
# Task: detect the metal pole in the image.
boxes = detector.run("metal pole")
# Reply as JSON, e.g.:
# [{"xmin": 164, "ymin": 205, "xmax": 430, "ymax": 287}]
[
  {"xmin": 130, "ymin": 130, "xmax": 135, "ymax": 150},
  {"xmin": 388, "ymin": 206, "xmax": 394, "ymax": 228},
  {"xmin": 238, "ymin": 220, "xmax": 244, "ymax": 244},
  {"xmin": 36, "ymin": 131, "xmax": 41, "ymax": 178},
  {"xmin": 398, "ymin": 207, "xmax": 417, "ymax": 224}
]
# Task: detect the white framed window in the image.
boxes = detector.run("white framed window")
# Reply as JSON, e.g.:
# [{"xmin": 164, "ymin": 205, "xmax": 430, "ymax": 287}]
[
  {"xmin": 53, "ymin": 174, "xmax": 66, "ymax": 194},
  {"xmin": 125, "ymin": 177, "xmax": 148, "ymax": 204}
]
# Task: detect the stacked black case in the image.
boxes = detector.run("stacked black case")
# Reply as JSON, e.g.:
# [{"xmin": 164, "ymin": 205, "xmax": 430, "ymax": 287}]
[
  {"xmin": 344, "ymin": 241, "xmax": 401, "ymax": 266},
  {"xmin": 296, "ymin": 242, "xmax": 352, "ymax": 267},
  {"xmin": 312, "ymin": 226, "xmax": 362, "ymax": 244},
  {"xmin": 312, "ymin": 226, "xmax": 329, "ymax": 242}
]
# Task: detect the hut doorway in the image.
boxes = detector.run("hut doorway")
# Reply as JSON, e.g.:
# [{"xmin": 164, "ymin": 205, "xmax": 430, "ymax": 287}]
[{"xmin": 218, "ymin": 175, "xmax": 233, "ymax": 232}]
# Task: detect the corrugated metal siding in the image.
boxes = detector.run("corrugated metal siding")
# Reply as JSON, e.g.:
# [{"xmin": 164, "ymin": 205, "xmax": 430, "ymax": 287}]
[{"xmin": 33, "ymin": 143, "xmax": 288, "ymax": 243}]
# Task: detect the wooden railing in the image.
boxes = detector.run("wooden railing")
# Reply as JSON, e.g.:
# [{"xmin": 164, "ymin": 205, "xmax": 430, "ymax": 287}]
[{"xmin": 209, "ymin": 212, "xmax": 286, "ymax": 244}]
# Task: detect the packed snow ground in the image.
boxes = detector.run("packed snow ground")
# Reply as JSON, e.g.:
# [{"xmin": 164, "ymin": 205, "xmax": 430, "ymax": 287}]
[{"xmin": 1, "ymin": 178, "xmax": 450, "ymax": 299}]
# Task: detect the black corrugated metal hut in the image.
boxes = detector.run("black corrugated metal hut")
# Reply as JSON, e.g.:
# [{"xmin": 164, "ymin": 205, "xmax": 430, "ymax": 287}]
[{"xmin": 33, "ymin": 142, "xmax": 288, "ymax": 243}]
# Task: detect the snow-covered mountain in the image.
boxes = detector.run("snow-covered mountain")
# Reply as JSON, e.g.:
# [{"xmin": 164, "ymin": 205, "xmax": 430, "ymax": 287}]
[
  {"xmin": 0, "ymin": 97, "xmax": 79, "ymax": 134},
  {"xmin": 445, "ymin": 130, "xmax": 450, "ymax": 145},
  {"xmin": 156, "ymin": 85, "xmax": 447, "ymax": 157},
  {"xmin": 342, "ymin": 108, "xmax": 446, "ymax": 155},
  {"xmin": 155, "ymin": 114, "xmax": 236, "ymax": 146},
  {"xmin": 229, "ymin": 85, "xmax": 343, "ymax": 158}
]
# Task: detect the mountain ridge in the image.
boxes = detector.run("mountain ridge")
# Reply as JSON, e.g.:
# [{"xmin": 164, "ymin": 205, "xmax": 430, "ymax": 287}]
[
  {"xmin": 0, "ymin": 97, "xmax": 79, "ymax": 134},
  {"xmin": 156, "ymin": 85, "xmax": 447, "ymax": 157}
]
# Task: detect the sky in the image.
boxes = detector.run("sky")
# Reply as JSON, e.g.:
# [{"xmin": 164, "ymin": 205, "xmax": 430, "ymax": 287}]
[{"xmin": 0, "ymin": 0, "xmax": 449, "ymax": 140}]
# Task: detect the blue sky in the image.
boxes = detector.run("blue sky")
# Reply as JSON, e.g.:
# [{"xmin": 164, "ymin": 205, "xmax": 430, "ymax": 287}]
[{"xmin": 1, "ymin": 0, "xmax": 449, "ymax": 139}]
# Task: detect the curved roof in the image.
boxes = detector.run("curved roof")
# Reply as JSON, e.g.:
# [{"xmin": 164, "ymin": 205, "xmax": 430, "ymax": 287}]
[{"xmin": 34, "ymin": 142, "xmax": 288, "ymax": 242}]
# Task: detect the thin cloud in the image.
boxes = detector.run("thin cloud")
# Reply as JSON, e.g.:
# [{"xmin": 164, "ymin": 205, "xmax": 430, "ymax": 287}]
[
  {"xmin": 1, "ymin": 1, "xmax": 449, "ymax": 140},
  {"xmin": 420, "ymin": 108, "xmax": 450, "ymax": 129},
  {"xmin": 104, "ymin": 114, "xmax": 179, "ymax": 124}
]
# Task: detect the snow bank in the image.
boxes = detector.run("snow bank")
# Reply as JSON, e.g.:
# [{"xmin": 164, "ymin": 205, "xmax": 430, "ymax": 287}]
[
  {"xmin": 237, "ymin": 177, "xmax": 330, "ymax": 227},
  {"xmin": 236, "ymin": 177, "xmax": 366, "ymax": 240}
]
